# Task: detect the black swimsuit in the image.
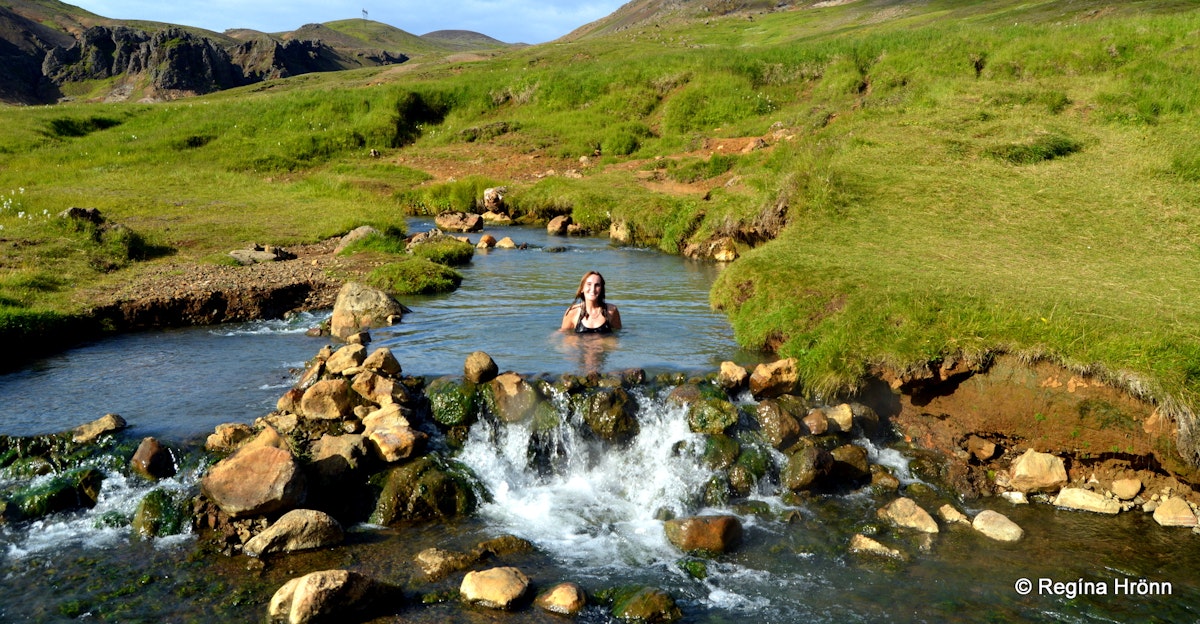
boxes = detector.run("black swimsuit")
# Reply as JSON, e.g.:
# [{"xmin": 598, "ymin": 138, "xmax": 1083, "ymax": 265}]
[{"xmin": 574, "ymin": 306, "xmax": 613, "ymax": 334}]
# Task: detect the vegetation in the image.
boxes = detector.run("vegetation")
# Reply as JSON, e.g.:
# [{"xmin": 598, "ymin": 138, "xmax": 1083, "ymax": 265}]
[
  {"xmin": 367, "ymin": 257, "xmax": 463, "ymax": 295},
  {"xmin": 2, "ymin": 0, "xmax": 1200, "ymax": 458}
]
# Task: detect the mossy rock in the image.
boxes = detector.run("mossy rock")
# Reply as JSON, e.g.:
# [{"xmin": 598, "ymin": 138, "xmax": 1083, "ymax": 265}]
[
  {"xmin": 583, "ymin": 388, "xmax": 639, "ymax": 444},
  {"xmin": 409, "ymin": 236, "xmax": 475, "ymax": 266},
  {"xmin": 368, "ymin": 456, "xmax": 479, "ymax": 524},
  {"xmin": 7, "ymin": 466, "xmax": 104, "ymax": 520},
  {"xmin": 366, "ymin": 256, "xmax": 462, "ymax": 295},
  {"xmin": 132, "ymin": 488, "xmax": 190, "ymax": 538},
  {"xmin": 700, "ymin": 435, "xmax": 740, "ymax": 470},
  {"xmin": 677, "ymin": 557, "xmax": 708, "ymax": 580},
  {"xmin": 601, "ymin": 586, "xmax": 682, "ymax": 623},
  {"xmin": 426, "ymin": 377, "xmax": 478, "ymax": 427},
  {"xmin": 687, "ymin": 397, "xmax": 739, "ymax": 435},
  {"xmin": 735, "ymin": 441, "xmax": 772, "ymax": 480}
]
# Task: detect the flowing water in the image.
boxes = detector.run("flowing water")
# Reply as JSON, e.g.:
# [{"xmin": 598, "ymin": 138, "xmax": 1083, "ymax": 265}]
[{"xmin": 0, "ymin": 221, "xmax": 1198, "ymax": 622}]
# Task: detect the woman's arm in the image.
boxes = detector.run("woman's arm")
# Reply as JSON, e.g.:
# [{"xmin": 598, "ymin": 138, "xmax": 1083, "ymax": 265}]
[
  {"xmin": 560, "ymin": 303, "xmax": 580, "ymax": 331},
  {"xmin": 608, "ymin": 305, "xmax": 622, "ymax": 330}
]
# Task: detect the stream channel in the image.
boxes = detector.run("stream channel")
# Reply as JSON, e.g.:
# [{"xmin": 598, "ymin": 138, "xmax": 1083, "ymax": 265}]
[{"xmin": 0, "ymin": 218, "xmax": 1197, "ymax": 622}]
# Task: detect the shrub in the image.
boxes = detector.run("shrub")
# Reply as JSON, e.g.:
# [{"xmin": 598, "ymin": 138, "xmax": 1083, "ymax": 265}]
[{"xmin": 367, "ymin": 257, "xmax": 462, "ymax": 295}]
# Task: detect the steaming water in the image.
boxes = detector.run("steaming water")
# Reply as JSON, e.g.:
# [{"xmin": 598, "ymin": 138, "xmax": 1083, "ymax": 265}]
[{"xmin": 1, "ymin": 221, "xmax": 1199, "ymax": 621}]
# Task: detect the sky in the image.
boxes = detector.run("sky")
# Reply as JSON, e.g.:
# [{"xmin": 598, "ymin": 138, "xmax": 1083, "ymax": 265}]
[{"xmin": 66, "ymin": 0, "xmax": 630, "ymax": 44}]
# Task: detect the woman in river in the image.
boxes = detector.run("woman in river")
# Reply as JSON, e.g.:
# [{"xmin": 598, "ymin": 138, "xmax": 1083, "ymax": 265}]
[{"xmin": 560, "ymin": 270, "xmax": 622, "ymax": 333}]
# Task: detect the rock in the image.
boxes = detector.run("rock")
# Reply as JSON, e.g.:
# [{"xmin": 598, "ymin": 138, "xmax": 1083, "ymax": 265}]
[
  {"xmin": 351, "ymin": 370, "xmax": 410, "ymax": 406},
  {"xmin": 476, "ymin": 234, "xmax": 497, "ymax": 248},
  {"xmin": 965, "ymin": 435, "xmax": 997, "ymax": 462},
  {"xmin": 972, "ymin": 509, "xmax": 1023, "ymax": 542},
  {"xmin": 878, "ymin": 497, "xmax": 939, "ymax": 533},
  {"xmin": 1001, "ymin": 491, "xmax": 1029, "ymax": 505},
  {"xmin": 609, "ymin": 220, "xmax": 632, "ymax": 244},
  {"xmin": 1053, "ymin": 487, "xmax": 1120, "ymax": 514},
  {"xmin": 464, "ymin": 351, "xmax": 499, "ymax": 384},
  {"xmin": 435, "ymin": 211, "xmax": 483, "ymax": 232},
  {"xmin": 483, "ymin": 186, "xmax": 506, "ymax": 211},
  {"xmin": 1153, "ymin": 497, "xmax": 1198, "ymax": 527},
  {"xmin": 802, "ymin": 409, "xmax": 829, "ymax": 435},
  {"xmin": 59, "ymin": 206, "xmax": 104, "ymax": 224},
  {"xmin": 267, "ymin": 569, "xmax": 375, "ymax": 624},
  {"xmin": 829, "ymin": 444, "xmax": 871, "ymax": 483},
  {"xmin": 938, "ymin": 504, "xmax": 971, "ymax": 525},
  {"xmin": 547, "ymin": 215, "xmax": 573, "ymax": 235},
  {"xmin": 426, "ymin": 377, "xmax": 479, "ymax": 427},
  {"xmin": 329, "ymin": 282, "xmax": 407, "ymax": 340},
  {"xmin": 535, "ymin": 582, "xmax": 587, "ymax": 616},
  {"xmin": 201, "ymin": 445, "xmax": 306, "ymax": 518},
  {"xmin": 717, "ymin": 361, "xmax": 748, "ymax": 391},
  {"xmin": 609, "ymin": 586, "xmax": 682, "ymax": 623},
  {"xmin": 489, "ymin": 372, "xmax": 545, "ymax": 423},
  {"xmin": 583, "ymin": 387, "xmax": 639, "ymax": 444},
  {"xmin": 206, "ymin": 423, "xmax": 255, "ymax": 452},
  {"xmin": 244, "ymin": 509, "xmax": 344, "ymax": 557},
  {"xmin": 325, "ymin": 344, "xmax": 366, "ymax": 375},
  {"xmin": 361, "ymin": 347, "xmax": 401, "ymax": 376},
  {"xmin": 300, "ymin": 379, "xmax": 354, "ymax": 420},
  {"xmin": 825, "ymin": 403, "xmax": 854, "ymax": 432},
  {"xmin": 782, "ymin": 440, "xmax": 831, "ymax": 491},
  {"xmin": 748, "ymin": 358, "xmax": 799, "ymax": 399},
  {"xmin": 132, "ymin": 488, "xmax": 188, "ymax": 538},
  {"xmin": 7, "ymin": 467, "xmax": 103, "ymax": 520},
  {"xmin": 243, "ymin": 425, "xmax": 290, "ymax": 452},
  {"xmin": 849, "ymin": 534, "xmax": 903, "ymax": 559},
  {"xmin": 1111, "ymin": 478, "xmax": 1142, "ymax": 501},
  {"xmin": 687, "ymin": 397, "xmax": 739, "ymax": 435},
  {"xmin": 365, "ymin": 420, "xmax": 426, "ymax": 463},
  {"xmin": 495, "ymin": 236, "xmax": 517, "ymax": 249},
  {"xmin": 1008, "ymin": 449, "xmax": 1068, "ymax": 493},
  {"xmin": 72, "ymin": 413, "xmax": 126, "ymax": 443},
  {"xmin": 130, "ymin": 437, "xmax": 176, "ymax": 480},
  {"xmin": 482, "ymin": 210, "xmax": 512, "ymax": 224},
  {"xmin": 228, "ymin": 245, "xmax": 294, "ymax": 265},
  {"xmin": 754, "ymin": 400, "xmax": 802, "ymax": 450},
  {"xmin": 309, "ymin": 434, "xmax": 369, "ymax": 486},
  {"xmin": 333, "ymin": 225, "xmax": 380, "ymax": 254},
  {"xmin": 461, "ymin": 567, "xmax": 530, "ymax": 610},
  {"xmin": 415, "ymin": 547, "xmax": 479, "ymax": 581},
  {"xmin": 663, "ymin": 515, "xmax": 743, "ymax": 554}
]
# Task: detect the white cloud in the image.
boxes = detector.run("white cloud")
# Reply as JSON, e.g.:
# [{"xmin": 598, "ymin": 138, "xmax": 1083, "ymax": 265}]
[{"xmin": 68, "ymin": 0, "xmax": 628, "ymax": 44}]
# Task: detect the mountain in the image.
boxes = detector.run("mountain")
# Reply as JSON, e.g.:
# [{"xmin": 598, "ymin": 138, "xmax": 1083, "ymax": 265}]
[
  {"xmin": 560, "ymin": 0, "xmax": 790, "ymax": 41},
  {"xmin": 0, "ymin": 0, "xmax": 511, "ymax": 104}
]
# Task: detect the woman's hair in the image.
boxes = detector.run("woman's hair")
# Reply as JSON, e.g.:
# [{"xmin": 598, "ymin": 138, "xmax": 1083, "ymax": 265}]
[{"xmin": 572, "ymin": 271, "xmax": 608, "ymax": 317}]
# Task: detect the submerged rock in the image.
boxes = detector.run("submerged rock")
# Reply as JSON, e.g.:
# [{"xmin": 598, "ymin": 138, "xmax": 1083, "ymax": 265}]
[
  {"xmin": 583, "ymin": 388, "xmax": 639, "ymax": 444},
  {"xmin": 972, "ymin": 509, "xmax": 1023, "ymax": 542},
  {"xmin": 132, "ymin": 488, "xmax": 189, "ymax": 538},
  {"xmin": 663, "ymin": 515, "xmax": 743, "ymax": 555},
  {"xmin": 878, "ymin": 497, "xmax": 939, "ymax": 533},
  {"xmin": 849, "ymin": 534, "xmax": 903, "ymax": 559},
  {"xmin": 368, "ymin": 456, "xmax": 478, "ymax": 524},
  {"xmin": 605, "ymin": 586, "xmax": 682, "ymax": 623}
]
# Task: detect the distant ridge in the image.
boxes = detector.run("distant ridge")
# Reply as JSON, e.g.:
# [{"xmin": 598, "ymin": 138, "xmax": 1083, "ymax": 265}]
[{"xmin": 421, "ymin": 29, "xmax": 515, "ymax": 49}]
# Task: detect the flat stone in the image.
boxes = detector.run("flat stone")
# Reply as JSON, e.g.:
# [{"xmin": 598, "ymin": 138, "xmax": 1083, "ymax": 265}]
[
  {"xmin": 878, "ymin": 497, "xmax": 939, "ymax": 533},
  {"xmin": 1153, "ymin": 497, "xmax": 1198, "ymax": 527},
  {"xmin": 849, "ymin": 534, "xmax": 903, "ymax": 559},
  {"xmin": 972, "ymin": 509, "xmax": 1023, "ymax": 542},
  {"xmin": 1053, "ymin": 487, "xmax": 1120, "ymax": 514}
]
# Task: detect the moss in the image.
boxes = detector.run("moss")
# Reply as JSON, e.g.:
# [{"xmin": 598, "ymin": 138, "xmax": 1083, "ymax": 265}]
[{"xmin": 366, "ymin": 257, "xmax": 462, "ymax": 295}]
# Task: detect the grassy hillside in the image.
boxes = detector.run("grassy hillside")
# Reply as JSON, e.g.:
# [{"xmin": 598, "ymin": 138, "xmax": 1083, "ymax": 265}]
[{"xmin": 1, "ymin": 0, "xmax": 1199, "ymax": 457}]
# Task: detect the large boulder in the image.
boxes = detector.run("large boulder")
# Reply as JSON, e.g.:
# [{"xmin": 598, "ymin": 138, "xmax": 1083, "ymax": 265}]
[
  {"xmin": 201, "ymin": 445, "xmax": 306, "ymax": 518},
  {"xmin": 435, "ymin": 211, "xmax": 483, "ymax": 232},
  {"xmin": 329, "ymin": 282, "xmax": 407, "ymax": 340},
  {"xmin": 1008, "ymin": 449, "xmax": 1068, "ymax": 493},
  {"xmin": 1153, "ymin": 497, "xmax": 1198, "ymax": 527},
  {"xmin": 748, "ymin": 359, "xmax": 800, "ymax": 399},
  {"xmin": 460, "ymin": 567, "xmax": 529, "ymax": 610},
  {"xmin": 663, "ymin": 515, "xmax": 743, "ymax": 555},
  {"xmin": 244, "ymin": 509, "xmax": 344, "ymax": 557},
  {"xmin": 368, "ymin": 456, "xmax": 478, "ymax": 524},
  {"xmin": 267, "ymin": 569, "xmax": 376, "ymax": 624}
]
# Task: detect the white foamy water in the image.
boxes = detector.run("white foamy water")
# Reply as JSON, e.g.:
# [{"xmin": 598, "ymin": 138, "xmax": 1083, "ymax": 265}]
[{"xmin": 458, "ymin": 388, "xmax": 716, "ymax": 569}]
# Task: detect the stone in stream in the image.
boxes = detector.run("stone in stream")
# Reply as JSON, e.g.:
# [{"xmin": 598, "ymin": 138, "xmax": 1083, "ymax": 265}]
[
  {"xmin": 1153, "ymin": 496, "xmax": 1198, "ymax": 527},
  {"xmin": 300, "ymin": 379, "xmax": 354, "ymax": 421},
  {"xmin": 201, "ymin": 445, "xmax": 306, "ymax": 518},
  {"xmin": 663, "ymin": 515, "xmax": 743, "ymax": 555},
  {"xmin": 460, "ymin": 567, "xmax": 530, "ymax": 610},
  {"xmin": 878, "ymin": 497, "xmax": 939, "ymax": 533},
  {"xmin": 130, "ymin": 436, "xmax": 176, "ymax": 480},
  {"xmin": 243, "ymin": 509, "xmax": 344, "ymax": 557},
  {"xmin": 267, "ymin": 569, "xmax": 378, "ymax": 624},
  {"xmin": 1008, "ymin": 449, "xmax": 1067, "ymax": 493},
  {"xmin": 849, "ymin": 534, "xmax": 904, "ymax": 559},
  {"xmin": 72, "ymin": 413, "xmax": 126, "ymax": 443},
  {"xmin": 329, "ymin": 282, "xmax": 407, "ymax": 340},
  {"xmin": 717, "ymin": 361, "xmax": 748, "ymax": 392},
  {"xmin": 536, "ymin": 582, "xmax": 587, "ymax": 616},
  {"xmin": 583, "ymin": 387, "xmax": 639, "ymax": 444},
  {"xmin": 606, "ymin": 586, "xmax": 682, "ymax": 623},
  {"xmin": 972, "ymin": 509, "xmax": 1023, "ymax": 542},
  {"xmin": 1053, "ymin": 487, "xmax": 1120, "ymax": 514},
  {"xmin": 748, "ymin": 358, "xmax": 800, "ymax": 399},
  {"xmin": 464, "ymin": 350, "xmax": 499, "ymax": 384}
]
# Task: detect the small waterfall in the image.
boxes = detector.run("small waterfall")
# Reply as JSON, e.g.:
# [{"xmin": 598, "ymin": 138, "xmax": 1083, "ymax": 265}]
[{"xmin": 458, "ymin": 388, "xmax": 717, "ymax": 569}]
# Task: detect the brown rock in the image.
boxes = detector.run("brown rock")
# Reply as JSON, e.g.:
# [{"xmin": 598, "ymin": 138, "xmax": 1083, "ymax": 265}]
[
  {"xmin": 244, "ymin": 509, "xmax": 344, "ymax": 557},
  {"xmin": 201, "ymin": 445, "xmax": 306, "ymax": 518},
  {"xmin": 367, "ymin": 424, "xmax": 426, "ymax": 463},
  {"xmin": 663, "ymin": 515, "xmax": 743, "ymax": 554},
  {"xmin": 415, "ymin": 547, "xmax": 479, "ymax": 581},
  {"xmin": 748, "ymin": 358, "xmax": 799, "ymax": 399},
  {"xmin": 717, "ymin": 361, "xmax": 748, "ymax": 391},
  {"xmin": 267, "ymin": 569, "xmax": 374, "ymax": 624},
  {"xmin": 362, "ymin": 348, "xmax": 401, "ymax": 376},
  {"xmin": 333, "ymin": 225, "xmax": 380, "ymax": 254},
  {"xmin": 966, "ymin": 435, "xmax": 997, "ymax": 462},
  {"xmin": 72, "ymin": 413, "xmax": 127, "ymax": 444},
  {"xmin": 1111, "ymin": 478, "xmax": 1142, "ymax": 501},
  {"xmin": 1008, "ymin": 449, "xmax": 1068, "ymax": 493},
  {"xmin": 489, "ymin": 372, "xmax": 542, "ymax": 423},
  {"xmin": 300, "ymin": 379, "xmax": 354, "ymax": 420},
  {"xmin": 477, "ymin": 234, "xmax": 497, "ymax": 248},
  {"xmin": 325, "ymin": 344, "xmax": 367, "ymax": 375},
  {"xmin": 1053, "ymin": 487, "xmax": 1120, "ymax": 514},
  {"xmin": 755, "ymin": 399, "xmax": 802, "ymax": 450},
  {"xmin": 351, "ymin": 370, "xmax": 409, "ymax": 406},
  {"xmin": 825, "ymin": 403, "xmax": 854, "ymax": 432},
  {"xmin": 849, "ymin": 534, "xmax": 903, "ymax": 559},
  {"xmin": 465, "ymin": 351, "xmax": 499, "ymax": 384},
  {"xmin": 1153, "ymin": 497, "xmax": 1198, "ymax": 527},
  {"xmin": 878, "ymin": 497, "xmax": 939, "ymax": 533},
  {"xmin": 460, "ymin": 567, "xmax": 530, "ymax": 610},
  {"xmin": 972, "ymin": 509, "xmax": 1023, "ymax": 541},
  {"xmin": 130, "ymin": 437, "xmax": 176, "ymax": 480},
  {"xmin": 802, "ymin": 408, "xmax": 829, "ymax": 435},
  {"xmin": 547, "ymin": 215, "xmax": 572, "ymax": 235},
  {"xmin": 435, "ymin": 211, "xmax": 483, "ymax": 232},
  {"xmin": 206, "ymin": 423, "xmax": 254, "ymax": 452},
  {"xmin": 535, "ymin": 582, "xmax": 586, "ymax": 616}
]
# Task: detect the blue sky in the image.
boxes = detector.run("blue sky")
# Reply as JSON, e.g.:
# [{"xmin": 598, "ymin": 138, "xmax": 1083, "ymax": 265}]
[{"xmin": 67, "ymin": 0, "xmax": 629, "ymax": 44}]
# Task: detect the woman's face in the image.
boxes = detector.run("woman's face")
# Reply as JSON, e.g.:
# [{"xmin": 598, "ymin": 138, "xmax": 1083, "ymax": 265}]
[{"xmin": 582, "ymin": 274, "xmax": 604, "ymax": 302}]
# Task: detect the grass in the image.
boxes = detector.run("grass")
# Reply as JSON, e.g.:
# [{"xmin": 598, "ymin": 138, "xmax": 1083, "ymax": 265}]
[{"xmin": 2, "ymin": 0, "xmax": 1200, "ymax": 460}]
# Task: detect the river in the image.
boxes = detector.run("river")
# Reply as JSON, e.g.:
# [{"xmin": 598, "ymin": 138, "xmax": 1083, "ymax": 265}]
[{"xmin": 0, "ymin": 220, "xmax": 1197, "ymax": 622}]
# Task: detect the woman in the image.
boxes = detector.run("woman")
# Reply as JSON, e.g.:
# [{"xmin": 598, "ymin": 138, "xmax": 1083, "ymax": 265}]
[{"xmin": 560, "ymin": 270, "xmax": 622, "ymax": 333}]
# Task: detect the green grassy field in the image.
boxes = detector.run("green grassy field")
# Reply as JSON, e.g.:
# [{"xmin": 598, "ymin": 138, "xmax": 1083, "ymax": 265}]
[{"xmin": 2, "ymin": 0, "xmax": 1199, "ymax": 457}]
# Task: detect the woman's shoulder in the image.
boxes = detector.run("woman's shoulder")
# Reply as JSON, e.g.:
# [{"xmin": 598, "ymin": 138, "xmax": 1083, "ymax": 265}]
[{"xmin": 564, "ymin": 302, "xmax": 583, "ymax": 315}]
